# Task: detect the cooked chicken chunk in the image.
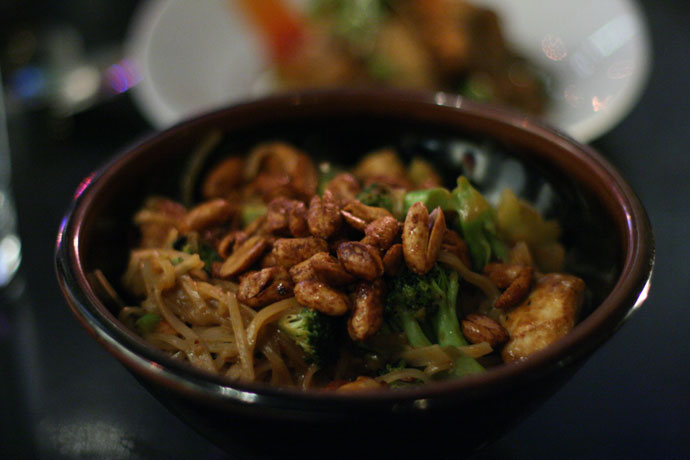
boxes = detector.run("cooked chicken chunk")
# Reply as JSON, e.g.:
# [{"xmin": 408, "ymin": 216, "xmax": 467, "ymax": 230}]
[{"xmin": 501, "ymin": 273, "xmax": 585, "ymax": 362}]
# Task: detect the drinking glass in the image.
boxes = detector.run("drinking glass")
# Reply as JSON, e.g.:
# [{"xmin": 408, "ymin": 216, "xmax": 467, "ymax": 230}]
[{"xmin": 0, "ymin": 69, "xmax": 21, "ymax": 287}]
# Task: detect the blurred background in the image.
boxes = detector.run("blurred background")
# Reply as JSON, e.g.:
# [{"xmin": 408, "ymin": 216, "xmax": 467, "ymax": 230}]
[{"xmin": 0, "ymin": 0, "xmax": 687, "ymax": 459}]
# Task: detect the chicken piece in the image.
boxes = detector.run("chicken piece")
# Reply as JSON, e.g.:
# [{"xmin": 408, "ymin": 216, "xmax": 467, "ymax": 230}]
[{"xmin": 501, "ymin": 273, "xmax": 585, "ymax": 362}]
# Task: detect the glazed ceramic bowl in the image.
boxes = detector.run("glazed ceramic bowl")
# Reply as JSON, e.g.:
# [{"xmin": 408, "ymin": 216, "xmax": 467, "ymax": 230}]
[{"xmin": 55, "ymin": 89, "xmax": 653, "ymax": 459}]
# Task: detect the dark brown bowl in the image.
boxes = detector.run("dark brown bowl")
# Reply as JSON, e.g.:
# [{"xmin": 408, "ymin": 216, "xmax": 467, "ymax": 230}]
[{"xmin": 55, "ymin": 89, "xmax": 653, "ymax": 459}]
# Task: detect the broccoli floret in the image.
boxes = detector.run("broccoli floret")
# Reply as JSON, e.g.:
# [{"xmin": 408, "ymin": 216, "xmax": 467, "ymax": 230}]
[
  {"xmin": 385, "ymin": 266, "xmax": 437, "ymax": 348},
  {"xmin": 277, "ymin": 307, "xmax": 339, "ymax": 368},
  {"xmin": 385, "ymin": 265, "xmax": 483, "ymax": 377},
  {"xmin": 173, "ymin": 236, "xmax": 221, "ymax": 275},
  {"xmin": 356, "ymin": 182, "xmax": 395, "ymax": 213}
]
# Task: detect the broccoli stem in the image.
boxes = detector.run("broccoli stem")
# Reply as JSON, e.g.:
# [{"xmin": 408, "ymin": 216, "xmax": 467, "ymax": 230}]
[
  {"xmin": 433, "ymin": 270, "xmax": 484, "ymax": 376},
  {"xmin": 433, "ymin": 271, "xmax": 466, "ymax": 347},
  {"xmin": 399, "ymin": 310, "xmax": 432, "ymax": 348}
]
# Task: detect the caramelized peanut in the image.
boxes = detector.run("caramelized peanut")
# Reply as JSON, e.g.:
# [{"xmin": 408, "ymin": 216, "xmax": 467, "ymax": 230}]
[
  {"xmin": 264, "ymin": 197, "xmax": 299, "ymax": 235},
  {"xmin": 402, "ymin": 203, "xmax": 446, "ymax": 274},
  {"xmin": 237, "ymin": 267, "xmax": 294, "ymax": 308},
  {"xmin": 461, "ymin": 314, "xmax": 509, "ymax": 347},
  {"xmin": 293, "ymin": 280, "xmax": 350, "ymax": 316},
  {"xmin": 244, "ymin": 142, "xmax": 318, "ymax": 201},
  {"xmin": 271, "ymin": 237, "xmax": 329, "ymax": 268},
  {"xmin": 442, "ymin": 229, "xmax": 472, "ymax": 269},
  {"xmin": 309, "ymin": 252, "xmax": 356, "ymax": 286},
  {"xmin": 348, "ymin": 279, "xmax": 385, "ymax": 341},
  {"xmin": 361, "ymin": 216, "xmax": 401, "ymax": 252},
  {"xmin": 337, "ymin": 242, "xmax": 384, "ymax": 281},
  {"xmin": 382, "ymin": 243, "xmax": 404, "ymax": 276},
  {"xmin": 353, "ymin": 148, "xmax": 407, "ymax": 183},
  {"xmin": 219, "ymin": 235, "xmax": 269, "ymax": 278},
  {"xmin": 341, "ymin": 201, "xmax": 393, "ymax": 231},
  {"xmin": 201, "ymin": 157, "xmax": 245, "ymax": 199},
  {"xmin": 307, "ymin": 190, "xmax": 342, "ymax": 239},
  {"xmin": 288, "ymin": 201, "xmax": 309, "ymax": 237},
  {"xmin": 289, "ymin": 258, "xmax": 319, "ymax": 284},
  {"xmin": 483, "ymin": 263, "xmax": 534, "ymax": 310},
  {"xmin": 217, "ymin": 230, "xmax": 247, "ymax": 258},
  {"xmin": 180, "ymin": 199, "xmax": 234, "ymax": 233},
  {"xmin": 324, "ymin": 172, "xmax": 360, "ymax": 205}
]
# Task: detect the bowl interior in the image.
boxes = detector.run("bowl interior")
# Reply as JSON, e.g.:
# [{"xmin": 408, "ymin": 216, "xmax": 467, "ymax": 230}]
[{"xmin": 63, "ymin": 91, "xmax": 646, "ymax": 405}]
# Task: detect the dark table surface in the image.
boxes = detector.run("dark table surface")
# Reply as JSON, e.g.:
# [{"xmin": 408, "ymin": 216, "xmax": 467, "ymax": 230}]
[{"xmin": 1, "ymin": 1, "xmax": 688, "ymax": 459}]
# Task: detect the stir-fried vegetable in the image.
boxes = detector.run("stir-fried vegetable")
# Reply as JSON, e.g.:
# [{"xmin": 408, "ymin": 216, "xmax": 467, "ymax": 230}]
[
  {"xmin": 385, "ymin": 265, "xmax": 483, "ymax": 377},
  {"xmin": 116, "ymin": 137, "xmax": 584, "ymax": 391},
  {"xmin": 403, "ymin": 177, "xmax": 507, "ymax": 270}
]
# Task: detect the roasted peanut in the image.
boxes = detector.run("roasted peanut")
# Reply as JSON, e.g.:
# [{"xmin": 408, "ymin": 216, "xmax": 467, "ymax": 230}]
[
  {"xmin": 324, "ymin": 172, "xmax": 360, "ymax": 205},
  {"xmin": 361, "ymin": 216, "xmax": 400, "ymax": 252},
  {"xmin": 263, "ymin": 197, "xmax": 309, "ymax": 237},
  {"xmin": 461, "ymin": 314, "xmax": 509, "ymax": 347},
  {"xmin": 244, "ymin": 142, "xmax": 318, "ymax": 201},
  {"xmin": 217, "ymin": 230, "xmax": 247, "ymax": 258},
  {"xmin": 264, "ymin": 197, "xmax": 298, "ymax": 235},
  {"xmin": 348, "ymin": 279, "xmax": 385, "ymax": 341},
  {"xmin": 382, "ymin": 243, "xmax": 404, "ymax": 276},
  {"xmin": 402, "ymin": 203, "xmax": 446, "ymax": 274},
  {"xmin": 288, "ymin": 201, "xmax": 309, "ymax": 237},
  {"xmin": 307, "ymin": 190, "xmax": 342, "ymax": 239},
  {"xmin": 271, "ymin": 237, "xmax": 329, "ymax": 268},
  {"xmin": 483, "ymin": 263, "xmax": 534, "ymax": 310},
  {"xmin": 442, "ymin": 229, "xmax": 472, "ymax": 269},
  {"xmin": 483, "ymin": 263, "xmax": 523, "ymax": 288},
  {"xmin": 337, "ymin": 242, "xmax": 384, "ymax": 281},
  {"xmin": 309, "ymin": 252, "xmax": 356, "ymax": 286},
  {"xmin": 249, "ymin": 172, "xmax": 293, "ymax": 202},
  {"xmin": 236, "ymin": 267, "xmax": 294, "ymax": 308},
  {"xmin": 179, "ymin": 199, "xmax": 234, "ymax": 233},
  {"xmin": 341, "ymin": 200, "xmax": 393, "ymax": 231},
  {"xmin": 293, "ymin": 280, "xmax": 350, "ymax": 316},
  {"xmin": 289, "ymin": 258, "xmax": 319, "ymax": 284},
  {"xmin": 201, "ymin": 156, "xmax": 245, "ymax": 199},
  {"xmin": 259, "ymin": 250, "xmax": 278, "ymax": 268},
  {"xmin": 353, "ymin": 148, "xmax": 408, "ymax": 183},
  {"xmin": 219, "ymin": 235, "xmax": 269, "ymax": 278}
]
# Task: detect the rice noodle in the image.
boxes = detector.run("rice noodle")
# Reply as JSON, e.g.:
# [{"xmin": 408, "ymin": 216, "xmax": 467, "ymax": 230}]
[
  {"xmin": 399, "ymin": 345, "xmax": 454, "ymax": 375},
  {"xmin": 259, "ymin": 338, "xmax": 293, "ymax": 386},
  {"xmin": 225, "ymin": 289, "xmax": 254, "ymax": 381},
  {"xmin": 454, "ymin": 342, "xmax": 494, "ymax": 359},
  {"xmin": 301, "ymin": 364, "xmax": 319, "ymax": 390},
  {"xmin": 438, "ymin": 250, "xmax": 500, "ymax": 305},
  {"xmin": 246, "ymin": 297, "xmax": 302, "ymax": 351},
  {"xmin": 377, "ymin": 368, "xmax": 430, "ymax": 385}
]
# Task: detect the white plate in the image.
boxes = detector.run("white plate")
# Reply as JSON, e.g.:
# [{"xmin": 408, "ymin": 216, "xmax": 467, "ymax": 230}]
[{"xmin": 126, "ymin": 0, "xmax": 651, "ymax": 142}]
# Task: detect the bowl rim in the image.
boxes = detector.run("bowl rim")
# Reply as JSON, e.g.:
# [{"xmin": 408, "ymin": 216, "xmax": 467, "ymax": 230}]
[{"xmin": 55, "ymin": 88, "xmax": 654, "ymax": 412}]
